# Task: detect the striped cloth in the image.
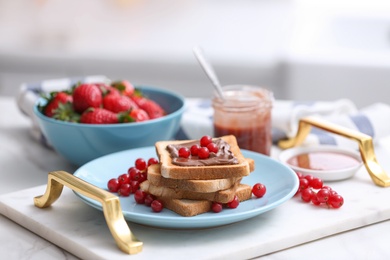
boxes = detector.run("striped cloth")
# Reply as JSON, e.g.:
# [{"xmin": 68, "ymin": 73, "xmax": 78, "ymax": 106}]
[
  {"xmin": 16, "ymin": 76, "xmax": 390, "ymax": 150},
  {"xmin": 17, "ymin": 75, "xmax": 110, "ymax": 147}
]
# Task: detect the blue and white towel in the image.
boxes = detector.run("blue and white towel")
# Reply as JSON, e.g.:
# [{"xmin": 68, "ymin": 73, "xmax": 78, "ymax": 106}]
[
  {"xmin": 17, "ymin": 75, "xmax": 110, "ymax": 147},
  {"xmin": 17, "ymin": 76, "xmax": 390, "ymax": 150}
]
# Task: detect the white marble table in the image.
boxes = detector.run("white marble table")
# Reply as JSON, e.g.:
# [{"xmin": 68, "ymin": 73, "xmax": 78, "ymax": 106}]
[{"xmin": 1, "ymin": 96, "xmax": 390, "ymax": 259}]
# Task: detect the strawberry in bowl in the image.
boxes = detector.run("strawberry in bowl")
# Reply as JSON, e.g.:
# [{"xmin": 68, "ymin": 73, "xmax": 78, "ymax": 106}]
[
  {"xmin": 34, "ymin": 81, "xmax": 185, "ymax": 166},
  {"xmin": 39, "ymin": 80, "xmax": 166, "ymax": 124}
]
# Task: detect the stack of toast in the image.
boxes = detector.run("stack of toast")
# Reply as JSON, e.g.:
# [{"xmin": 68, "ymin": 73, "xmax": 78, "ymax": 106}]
[{"xmin": 140, "ymin": 135, "xmax": 255, "ymax": 217}]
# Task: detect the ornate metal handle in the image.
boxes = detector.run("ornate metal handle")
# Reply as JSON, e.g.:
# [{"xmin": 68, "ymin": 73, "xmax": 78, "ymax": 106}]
[
  {"xmin": 34, "ymin": 170, "xmax": 143, "ymax": 254},
  {"xmin": 278, "ymin": 116, "xmax": 390, "ymax": 187}
]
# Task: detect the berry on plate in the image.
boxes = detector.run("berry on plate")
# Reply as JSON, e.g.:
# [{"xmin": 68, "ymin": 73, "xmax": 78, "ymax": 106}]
[{"xmin": 252, "ymin": 183, "xmax": 267, "ymax": 198}]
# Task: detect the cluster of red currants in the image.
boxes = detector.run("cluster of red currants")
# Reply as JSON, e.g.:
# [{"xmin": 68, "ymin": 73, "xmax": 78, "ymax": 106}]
[
  {"xmin": 296, "ymin": 172, "xmax": 344, "ymax": 209},
  {"xmin": 178, "ymin": 135, "xmax": 219, "ymax": 159},
  {"xmin": 106, "ymin": 157, "xmax": 164, "ymax": 212},
  {"xmin": 211, "ymin": 183, "xmax": 267, "ymax": 213}
]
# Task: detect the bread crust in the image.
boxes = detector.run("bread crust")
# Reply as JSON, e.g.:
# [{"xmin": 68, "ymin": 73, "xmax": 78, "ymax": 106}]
[
  {"xmin": 155, "ymin": 135, "xmax": 251, "ymax": 180},
  {"xmin": 147, "ymin": 161, "xmax": 255, "ymax": 192},
  {"xmin": 149, "ymin": 135, "xmax": 256, "ymax": 217},
  {"xmin": 140, "ymin": 180, "xmax": 241, "ymax": 203},
  {"xmin": 148, "ymin": 164, "xmax": 241, "ymax": 192},
  {"xmin": 158, "ymin": 184, "xmax": 253, "ymax": 217}
]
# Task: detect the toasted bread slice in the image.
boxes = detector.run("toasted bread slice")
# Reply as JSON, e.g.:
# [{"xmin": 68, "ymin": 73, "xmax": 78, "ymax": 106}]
[
  {"xmin": 148, "ymin": 163, "xmax": 241, "ymax": 192},
  {"xmin": 141, "ymin": 180, "xmax": 242, "ymax": 203},
  {"xmin": 147, "ymin": 159, "xmax": 254, "ymax": 192},
  {"xmin": 158, "ymin": 184, "xmax": 253, "ymax": 217},
  {"xmin": 155, "ymin": 135, "xmax": 251, "ymax": 180}
]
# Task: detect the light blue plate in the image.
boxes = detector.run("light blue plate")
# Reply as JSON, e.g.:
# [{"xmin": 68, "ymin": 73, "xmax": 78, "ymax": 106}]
[{"xmin": 73, "ymin": 147, "xmax": 298, "ymax": 229}]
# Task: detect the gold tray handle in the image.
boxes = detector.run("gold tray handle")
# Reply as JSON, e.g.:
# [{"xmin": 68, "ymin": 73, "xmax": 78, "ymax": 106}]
[
  {"xmin": 34, "ymin": 170, "xmax": 143, "ymax": 254},
  {"xmin": 278, "ymin": 116, "xmax": 390, "ymax": 187}
]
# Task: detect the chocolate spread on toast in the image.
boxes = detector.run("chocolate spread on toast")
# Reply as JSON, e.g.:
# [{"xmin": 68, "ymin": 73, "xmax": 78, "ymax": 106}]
[{"xmin": 166, "ymin": 138, "xmax": 238, "ymax": 166}]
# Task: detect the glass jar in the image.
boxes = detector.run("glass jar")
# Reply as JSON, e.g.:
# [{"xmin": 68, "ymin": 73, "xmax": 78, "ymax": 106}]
[{"xmin": 212, "ymin": 85, "xmax": 273, "ymax": 156}]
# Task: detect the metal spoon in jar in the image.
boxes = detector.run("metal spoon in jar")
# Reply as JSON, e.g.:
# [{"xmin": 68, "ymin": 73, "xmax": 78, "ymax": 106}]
[{"xmin": 192, "ymin": 46, "xmax": 225, "ymax": 100}]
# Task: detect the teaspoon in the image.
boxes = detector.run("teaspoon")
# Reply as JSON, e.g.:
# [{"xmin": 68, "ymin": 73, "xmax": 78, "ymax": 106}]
[{"xmin": 193, "ymin": 46, "xmax": 225, "ymax": 100}]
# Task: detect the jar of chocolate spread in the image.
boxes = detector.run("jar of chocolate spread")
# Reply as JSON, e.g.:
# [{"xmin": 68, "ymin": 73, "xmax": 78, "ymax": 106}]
[{"xmin": 212, "ymin": 85, "xmax": 273, "ymax": 156}]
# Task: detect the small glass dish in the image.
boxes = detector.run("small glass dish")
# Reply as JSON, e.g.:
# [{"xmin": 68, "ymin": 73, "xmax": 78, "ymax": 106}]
[{"xmin": 279, "ymin": 145, "xmax": 363, "ymax": 181}]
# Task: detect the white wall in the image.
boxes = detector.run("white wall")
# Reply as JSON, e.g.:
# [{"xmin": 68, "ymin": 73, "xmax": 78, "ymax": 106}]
[
  {"xmin": 0, "ymin": 0, "xmax": 292, "ymax": 99},
  {"xmin": 1, "ymin": 0, "xmax": 390, "ymax": 108}
]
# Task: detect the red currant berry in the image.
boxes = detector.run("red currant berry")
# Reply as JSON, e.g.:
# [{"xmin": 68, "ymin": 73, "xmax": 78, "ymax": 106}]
[
  {"xmin": 135, "ymin": 158, "xmax": 147, "ymax": 171},
  {"xmin": 151, "ymin": 199, "xmax": 164, "ymax": 212},
  {"xmin": 316, "ymin": 188, "xmax": 331, "ymax": 203},
  {"xmin": 227, "ymin": 195, "xmax": 239, "ymax": 209},
  {"xmin": 311, "ymin": 193, "xmax": 321, "ymax": 206},
  {"xmin": 144, "ymin": 194, "xmax": 155, "ymax": 206},
  {"xmin": 118, "ymin": 184, "xmax": 132, "ymax": 197},
  {"xmin": 190, "ymin": 144, "xmax": 200, "ymax": 156},
  {"xmin": 295, "ymin": 171, "xmax": 304, "ymax": 179},
  {"xmin": 301, "ymin": 188, "xmax": 314, "ymax": 203},
  {"xmin": 200, "ymin": 135, "xmax": 212, "ymax": 147},
  {"xmin": 134, "ymin": 190, "xmax": 146, "ymax": 204},
  {"xmin": 118, "ymin": 173, "xmax": 130, "ymax": 186},
  {"xmin": 304, "ymin": 174, "xmax": 314, "ymax": 183},
  {"xmin": 322, "ymin": 185, "xmax": 332, "ymax": 191},
  {"xmin": 252, "ymin": 183, "xmax": 266, "ymax": 198},
  {"xmin": 309, "ymin": 177, "xmax": 323, "ymax": 189},
  {"xmin": 130, "ymin": 180, "xmax": 140, "ymax": 193},
  {"xmin": 178, "ymin": 147, "xmax": 191, "ymax": 158},
  {"xmin": 328, "ymin": 194, "xmax": 344, "ymax": 209},
  {"xmin": 211, "ymin": 202, "xmax": 223, "ymax": 213},
  {"xmin": 207, "ymin": 142, "xmax": 219, "ymax": 153},
  {"xmin": 128, "ymin": 167, "xmax": 141, "ymax": 181},
  {"xmin": 107, "ymin": 178, "xmax": 120, "ymax": 193},
  {"xmin": 198, "ymin": 147, "xmax": 210, "ymax": 159},
  {"xmin": 299, "ymin": 178, "xmax": 309, "ymax": 191},
  {"xmin": 147, "ymin": 157, "xmax": 159, "ymax": 166},
  {"xmin": 128, "ymin": 166, "xmax": 137, "ymax": 174},
  {"xmin": 138, "ymin": 172, "xmax": 147, "ymax": 183}
]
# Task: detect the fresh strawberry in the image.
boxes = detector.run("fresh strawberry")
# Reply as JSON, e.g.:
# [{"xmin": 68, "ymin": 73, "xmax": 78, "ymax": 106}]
[
  {"xmin": 129, "ymin": 108, "xmax": 150, "ymax": 122},
  {"xmin": 80, "ymin": 108, "xmax": 119, "ymax": 124},
  {"xmin": 43, "ymin": 92, "xmax": 73, "ymax": 117},
  {"xmin": 52, "ymin": 102, "xmax": 80, "ymax": 122},
  {"xmin": 131, "ymin": 96, "xmax": 165, "ymax": 119},
  {"xmin": 96, "ymin": 83, "xmax": 120, "ymax": 96},
  {"xmin": 143, "ymin": 99, "xmax": 165, "ymax": 119},
  {"xmin": 111, "ymin": 80, "xmax": 135, "ymax": 97},
  {"xmin": 73, "ymin": 83, "xmax": 103, "ymax": 113},
  {"xmin": 119, "ymin": 108, "xmax": 149, "ymax": 123},
  {"xmin": 103, "ymin": 93, "xmax": 138, "ymax": 113}
]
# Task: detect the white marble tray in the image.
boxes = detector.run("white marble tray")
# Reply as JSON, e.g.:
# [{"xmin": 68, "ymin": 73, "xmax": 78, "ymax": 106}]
[{"xmin": 1, "ymin": 164, "xmax": 390, "ymax": 260}]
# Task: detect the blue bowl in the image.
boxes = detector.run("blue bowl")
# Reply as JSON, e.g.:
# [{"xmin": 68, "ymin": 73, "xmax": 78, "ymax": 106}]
[{"xmin": 33, "ymin": 85, "xmax": 185, "ymax": 166}]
